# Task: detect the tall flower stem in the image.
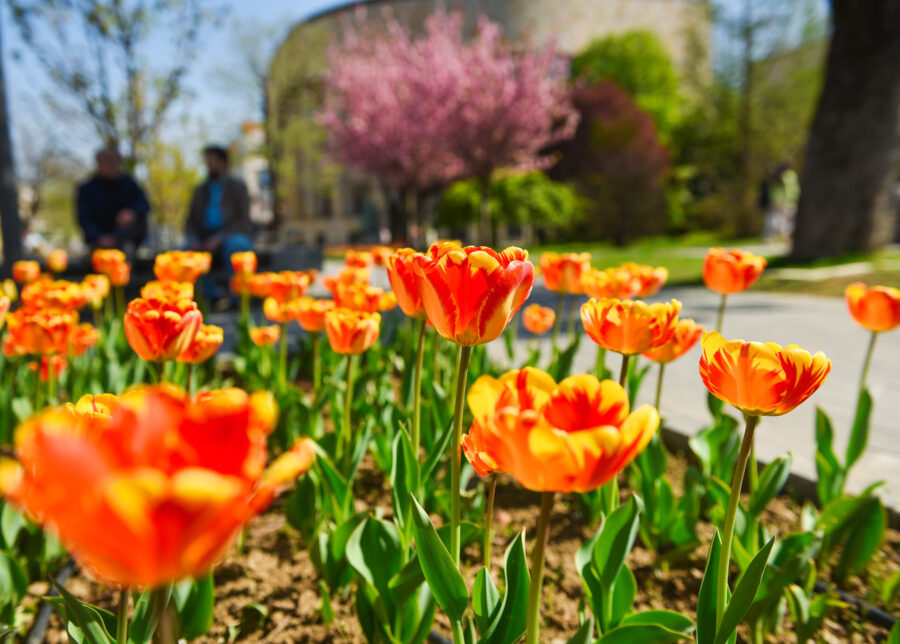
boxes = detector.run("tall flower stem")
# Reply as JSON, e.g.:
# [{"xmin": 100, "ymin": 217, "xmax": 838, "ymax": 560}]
[
  {"xmin": 526, "ymin": 492, "xmax": 555, "ymax": 644},
  {"xmin": 654, "ymin": 362, "xmax": 665, "ymax": 412},
  {"xmin": 186, "ymin": 363, "xmax": 195, "ymax": 397},
  {"xmin": 278, "ymin": 322, "xmax": 288, "ymax": 387},
  {"xmin": 46, "ymin": 363, "xmax": 57, "ymax": 404},
  {"xmin": 566, "ymin": 294, "xmax": 578, "ymax": 339},
  {"xmin": 618, "ymin": 353, "xmax": 631, "ymax": 387},
  {"xmin": 240, "ymin": 293, "xmax": 250, "ymax": 325},
  {"xmin": 716, "ymin": 414, "xmax": 760, "ymax": 629},
  {"xmin": 116, "ymin": 588, "xmax": 129, "ymax": 644},
  {"xmin": 716, "ymin": 294, "xmax": 728, "ymax": 333},
  {"xmin": 412, "ymin": 319, "xmax": 427, "ymax": 456},
  {"xmin": 312, "ymin": 332, "xmax": 322, "ymax": 392},
  {"xmin": 859, "ymin": 331, "xmax": 878, "ymax": 393},
  {"xmin": 595, "ymin": 345, "xmax": 607, "ymax": 380},
  {"xmin": 551, "ymin": 293, "xmax": 565, "ymax": 349},
  {"xmin": 342, "ymin": 354, "xmax": 355, "ymax": 468},
  {"xmin": 483, "ymin": 474, "xmax": 498, "ymax": 570},
  {"xmin": 151, "ymin": 587, "xmax": 175, "ymax": 644},
  {"xmin": 156, "ymin": 360, "xmax": 164, "ymax": 385},
  {"xmin": 450, "ymin": 345, "xmax": 473, "ymax": 567},
  {"xmin": 114, "ymin": 286, "xmax": 125, "ymax": 319}
]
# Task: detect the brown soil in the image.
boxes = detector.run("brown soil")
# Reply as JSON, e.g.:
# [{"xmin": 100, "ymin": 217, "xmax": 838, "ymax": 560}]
[{"xmin": 35, "ymin": 449, "xmax": 899, "ymax": 644}]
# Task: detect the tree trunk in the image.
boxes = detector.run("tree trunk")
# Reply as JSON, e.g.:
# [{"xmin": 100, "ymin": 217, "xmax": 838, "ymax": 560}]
[
  {"xmin": 733, "ymin": 0, "xmax": 759, "ymax": 238},
  {"xmin": 0, "ymin": 14, "xmax": 22, "ymax": 277},
  {"xmin": 387, "ymin": 185, "xmax": 409, "ymax": 244},
  {"xmin": 792, "ymin": 0, "xmax": 900, "ymax": 259}
]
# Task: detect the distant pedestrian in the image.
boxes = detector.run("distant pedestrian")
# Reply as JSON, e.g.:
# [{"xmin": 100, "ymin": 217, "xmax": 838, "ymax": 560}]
[
  {"xmin": 76, "ymin": 147, "xmax": 150, "ymax": 253},
  {"xmin": 185, "ymin": 145, "xmax": 253, "ymax": 302},
  {"xmin": 762, "ymin": 162, "xmax": 800, "ymax": 242}
]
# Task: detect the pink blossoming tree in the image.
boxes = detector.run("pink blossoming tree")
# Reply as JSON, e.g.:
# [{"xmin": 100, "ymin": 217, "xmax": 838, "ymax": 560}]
[{"xmin": 319, "ymin": 9, "xmax": 577, "ymax": 244}]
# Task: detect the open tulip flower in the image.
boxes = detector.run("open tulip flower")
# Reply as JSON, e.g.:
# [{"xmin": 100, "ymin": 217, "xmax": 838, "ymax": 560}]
[
  {"xmin": 178, "ymin": 324, "xmax": 224, "ymax": 364},
  {"xmin": 323, "ymin": 266, "xmax": 370, "ymax": 293},
  {"xmin": 0, "ymin": 386, "xmax": 316, "ymax": 589},
  {"xmin": 12, "ymin": 260, "xmax": 41, "ymax": 284},
  {"xmin": 263, "ymin": 270, "xmax": 316, "ymax": 303},
  {"xmin": 92, "ymin": 249, "xmax": 127, "ymax": 277},
  {"xmin": 21, "ymin": 279, "xmax": 88, "ymax": 310},
  {"xmin": 230, "ymin": 251, "xmax": 258, "ymax": 275},
  {"xmin": 345, "ymin": 249, "xmax": 374, "ymax": 268},
  {"xmin": 250, "ymin": 325, "xmax": 281, "ymax": 347},
  {"xmin": 643, "ymin": 318, "xmax": 704, "ymax": 364},
  {"xmin": 109, "ymin": 261, "xmax": 131, "ymax": 287},
  {"xmin": 6, "ymin": 306, "xmax": 78, "ymax": 356},
  {"xmin": 699, "ymin": 331, "xmax": 831, "ymax": 417},
  {"xmin": 292, "ymin": 296, "xmax": 336, "ymax": 333},
  {"xmin": 463, "ymin": 368, "xmax": 658, "ymax": 493},
  {"xmin": 370, "ymin": 245, "xmax": 393, "ymax": 266},
  {"xmin": 324, "ymin": 308, "xmax": 381, "ymax": 355},
  {"xmin": 67, "ymin": 393, "xmax": 120, "ymax": 419},
  {"xmin": 539, "ymin": 252, "xmax": 590, "ymax": 294},
  {"xmin": 70, "ymin": 322, "xmax": 100, "ymax": 357},
  {"xmin": 123, "ymin": 297, "xmax": 203, "ymax": 364},
  {"xmin": 263, "ymin": 296, "xmax": 298, "ymax": 325},
  {"xmin": 581, "ymin": 266, "xmax": 642, "ymax": 300},
  {"xmin": 141, "ymin": 280, "xmax": 194, "ymax": 302},
  {"xmin": 413, "ymin": 246, "xmax": 534, "ymax": 347},
  {"xmin": 333, "ymin": 283, "xmax": 396, "ymax": 313},
  {"xmin": 621, "ymin": 262, "xmax": 668, "ymax": 297},
  {"xmin": 385, "ymin": 248, "xmax": 426, "ymax": 319},
  {"xmin": 153, "ymin": 251, "xmax": 212, "ymax": 284},
  {"xmin": 522, "ymin": 303, "xmax": 556, "ymax": 335},
  {"xmin": 581, "ymin": 298, "xmax": 681, "ymax": 361},
  {"xmin": 46, "ymin": 248, "xmax": 68, "ymax": 274},
  {"xmin": 845, "ymin": 283, "xmax": 900, "ymax": 332},
  {"xmin": 81, "ymin": 274, "xmax": 111, "ymax": 309}
]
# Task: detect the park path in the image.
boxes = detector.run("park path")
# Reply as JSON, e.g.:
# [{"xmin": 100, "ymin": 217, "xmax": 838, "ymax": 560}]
[
  {"xmin": 243, "ymin": 258, "xmax": 899, "ymax": 509},
  {"xmin": 487, "ymin": 284, "xmax": 900, "ymax": 510}
]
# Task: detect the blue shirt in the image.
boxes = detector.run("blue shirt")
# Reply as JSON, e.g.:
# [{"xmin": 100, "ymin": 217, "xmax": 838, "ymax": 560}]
[{"xmin": 204, "ymin": 180, "xmax": 224, "ymax": 232}]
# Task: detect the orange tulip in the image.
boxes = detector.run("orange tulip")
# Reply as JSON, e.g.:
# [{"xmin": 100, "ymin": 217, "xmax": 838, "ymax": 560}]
[
  {"xmin": 250, "ymin": 325, "xmax": 281, "ymax": 347},
  {"xmin": 230, "ymin": 273, "xmax": 252, "ymax": 297},
  {"xmin": 385, "ymin": 248, "xmax": 426, "ymax": 319},
  {"xmin": 81, "ymin": 275, "xmax": 110, "ymax": 309},
  {"xmin": 699, "ymin": 331, "xmax": 831, "ymax": 416},
  {"xmin": 414, "ymin": 246, "xmax": 534, "ymax": 346},
  {"xmin": 109, "ymin": 261, "xmax": 131, "ymax": 287},
  {"xmin": 292, "ymin": 297, "xmax": 336, "ymax": 333},
  {"xmin": 0, "ymin": 386, "xmax": 315, "ymax": 588},
  {"xmin": 581, "ymin": 298, "xmax": 682, "ymax": 355},
  {"xmin": 262, "ymin": 297, "xmax": 296, "ymax": 324},
  {"xmin": 230, "ymin": 251, "xmax": 257, "ymax": 275},
  {"xmin": 123, "ymin": 297, "xmax": 203, "ymax": 361},
  {"xmin": 621, "ymin": 263, "xmax": 668, "ymax": 297},
  {"xmin": 540, "ymin": 252, "xmax": 591, "ymax": 294},
  {"xmin": 5, "ymin": 307, "xmax": 78, "ymax": 356},
  {"xmin": 845, "ymin": 283, "xmax": 900, "ymax": 332},
  {"xmin": 323, "ymin": 267, "xmax": 370, "ymax": 293},
  {"xmin": 522, "ymin": 304, "xmax": 556, "ymax": 335},
  {"xmin": 345, "ymin": 249, "xmax": 374, "ymax": 268},
  {"xmin": 333, "ymin": 283, "xmax": 396, "ymax": 313},
  {"xmin": 178, "ymin": 324, "xmax": 224, "ymax": 364},
  {"xmin": 12, "ymin": 261, "xmax": 41, "ymax": 284},
  {"xmin": 581, "ymin": 267, "xmax": 641, "ymax": 300},
  {"xmin": 70, "ymin": 323, "xmax": 100, "ymax": 357},
  {"xmin": 263, "ymin": 271, "xmax": 315, "ymax": 304},
  {"xmin": 21, "ymin": 279, "xmax": 88, "ymax": 310},
  {"xmin": 462, "ymin": 368, "xmax": 658, "ymax": 492},
  {"xmin": 643, "ymin": 319, "xmax": 704, "ymax": 363},
  {"xmin": 703, "ymin": 248, "xmax": 766, "ymax": 295},
  {"xmin": 92, "ymin": 249, "xmax": 128, "ymax": 280},
  {"xmin": 29, "ymin": 355, "xmax": 68, "ymax": 382},
  {"xmin": 141, "ymin": 280, "xmax": 194, "ymax": 302},
  {"xmin": 371, "ymin": 245, "xmax": 394, "ymax": 266},
  {"xmin": 46, "ymin": 249, "xmax": 68, "ymax": 274},
  {"xmin": 324, "ymin": 308, "xmax": 381, "ymax": 355},
  {"xmin": 154, "ymin": 251, "xmax": 212, "ymax": 284}
]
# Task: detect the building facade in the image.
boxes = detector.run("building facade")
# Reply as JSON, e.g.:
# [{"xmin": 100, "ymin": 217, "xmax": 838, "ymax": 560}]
[{"xmin": 266, "ymin": 0, "xmax": 709, "ymax": 245}]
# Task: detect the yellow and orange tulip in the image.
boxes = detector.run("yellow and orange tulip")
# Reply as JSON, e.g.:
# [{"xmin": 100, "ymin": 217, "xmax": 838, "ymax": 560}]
[
  {"xmin": 522, "ymin": 304, "xmax": 556, "ymax": 335},
  {"xmin": 141, "ymin": 280, "xmax": 194, "ymax": 302},
  {"xmin": 385, "ymin": 248, "xmax": 426, "ymax": 319},
  {"xmin": 540, "ymin": 252, "xmax": 591, "ymax": 294},
  {"xmin": 621, "ymin": 263, "xmax": 668, "ymax": 297},
  {"xmin": 12, "ymin": 261, "xmax": 41, "ymax": 284},
  {"xmin": 581, "ymin": 298, "xmax": 682, "ymax": 355},
  {"xmin": 5, "ymin": 307, "xmax": 78, "ymax": 356},
  {"xmin": 123, "ymin": 297, "xmax": 203, "ymax": 361},
  {"xmin": 581, "ymin": 267, "xmax": 641, "ymax": 300},
  {"xmin": 154, "ymin": 251, "xmax": 212, "ymax": 284},
  {"xmin": 703, "ymin": 248, "xmax": 766, "ymax": 295},
  {"xmin": 231, "ymin": 251, "xmax": 257, "ymax": 275},
  {"xmin": 293, "ymin": 297, "xmax": 336, "ymax": 333},
  {"xmin": 250, "ymin": 325, "xmax": 281, "ymax": 347},
  {"xmin": 845, "ymin": 283, "xmax": 900, "ymax": 332},
  {"xmin": 178, "ymin": 324, "xmax": 224, "ymax": 364},
  {"xmin": 324, "ymin": 308, "xmax": 381, "ymax": 355},
  {"xmin": 643, "ymin": 318, "xmax": 704, "ymax": 364},
  {"xmin": 46, "ymin": 249, "xmax": 68, "ymax": 274}
]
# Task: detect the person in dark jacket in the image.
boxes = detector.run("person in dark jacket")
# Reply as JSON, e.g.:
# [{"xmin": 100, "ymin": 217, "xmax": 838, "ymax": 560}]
[
  {"xmin": 185, "ymin": 145, "xmax": 253, "ymax": 263},
  {"xmin": 76, "ymin": 147, "xmax": 150, "ymax": 250}
]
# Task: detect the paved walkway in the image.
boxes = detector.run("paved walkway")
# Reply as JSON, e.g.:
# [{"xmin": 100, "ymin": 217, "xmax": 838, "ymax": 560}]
[{"xmin": 488, "ymin": 284, "xmax": 900, "ymax": 509}]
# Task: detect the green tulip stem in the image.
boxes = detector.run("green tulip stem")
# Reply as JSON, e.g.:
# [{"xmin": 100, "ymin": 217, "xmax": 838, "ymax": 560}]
[
  {"xmin": 186, "ymin": 363, "xmax": 194, "ymax": 397},
  {"xmin": 484, "ymin": 474, "xmax": 498, "ymax": 570},
  {"xmin": 654, "ymin": 362, "xmax": 665, "ymax": 412},
  {"xmin": 526, "ymin": 492, "xmax": 555, "ymax": 644},
  {"xmin": 566, "ymin": 294, "xmax": 578, "ymax": 339},
  {"xmin": 412, "ymin": 319, "xmax": 427, "ymax": 456},
  {"xmin": 551, "ymin": 292, "xmax": 565, "ymax": 349},
  {"xmin": 618, "ymin": 353, "xmax": 631, "ymax": 388},
  {"xmin": 716, "ymin": 414, "xmax": 760, "ymax": 630},
  {"xmin": 595, "ymin": 345, "xmax": 607, "ymax": 380},
  {"xmin": 450, "ymin": 344, "xmax": 473, "ymax": 567},
  {"xmin": 116, "ymin": 588, "xmax": 129, "ymax": 644},
  {"xmin": 342, "ymin": 354, "xmax": 355, "ymax": 468},
  {"xmin": 278, "ymin": 322, "xmax": 288, "ymax": 387},
  {"xmin": 312, "ymin": 331, "xmax": 322, "ymax": 392},
  {"xmin": 859, "ymin": 331, "xmax": 878, "ymax": 393},
  {"xmin": 716, "ymin": 294, "xmax": 728, "ymax": 333}
]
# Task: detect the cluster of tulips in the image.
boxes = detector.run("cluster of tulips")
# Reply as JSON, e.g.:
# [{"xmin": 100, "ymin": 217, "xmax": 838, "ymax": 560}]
[{"xmin": 0, "ymin": 240, "xmax": 897, "ymax": 644}]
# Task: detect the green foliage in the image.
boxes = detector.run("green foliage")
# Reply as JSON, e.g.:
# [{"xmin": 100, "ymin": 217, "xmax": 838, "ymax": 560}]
[
  {"xmin": 436, "ymin": 171, "xmax": 583, "ymax": 235},
  {"xmin": 571, "ymin": 31, "xmax": 682, "ymax": 143}
]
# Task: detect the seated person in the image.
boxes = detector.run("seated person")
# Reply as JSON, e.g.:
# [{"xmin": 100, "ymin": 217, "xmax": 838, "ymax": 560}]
[
  {"xmin": 185, "ymin": 145, "xmax": 254, "ymax": 299},
  {"xmin": 76, "ymin": 147, "xmax": 149, "ymax": 252}
]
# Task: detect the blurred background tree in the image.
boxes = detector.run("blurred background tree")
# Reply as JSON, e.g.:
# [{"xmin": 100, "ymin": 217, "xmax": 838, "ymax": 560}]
[{"xmin": 144, "ymin": 141, "xmax": 201, "ymax": 248}]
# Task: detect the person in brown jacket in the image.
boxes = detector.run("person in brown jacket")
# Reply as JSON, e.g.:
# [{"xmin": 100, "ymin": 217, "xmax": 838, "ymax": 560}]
[{"xmin": 185, "ymin": 145, "xmax": 254, "ymax": 300}]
